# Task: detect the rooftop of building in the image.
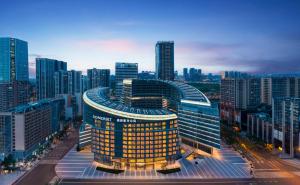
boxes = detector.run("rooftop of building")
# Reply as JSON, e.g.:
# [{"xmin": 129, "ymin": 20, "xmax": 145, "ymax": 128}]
[
  {"xmin": 83, "ymin": 80, "xmax": 211, "ymax": 120},
  {"xmin": 84, "ymin": 87, "xmax": 175, "ymax": 117},
  {"xmin": 8, "ymin": 98, "xmax": 64, "ymax": 113}
]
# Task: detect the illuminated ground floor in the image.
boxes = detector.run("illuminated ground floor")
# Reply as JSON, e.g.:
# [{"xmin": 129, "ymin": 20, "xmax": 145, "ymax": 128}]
[{"xmin": 55, "ymin": 143, "xmax": 251, "ymax": 179}]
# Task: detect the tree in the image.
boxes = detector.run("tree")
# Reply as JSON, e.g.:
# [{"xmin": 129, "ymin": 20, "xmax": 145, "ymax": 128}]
[{"xmin": 2, "ymin": 154, "xmax": 16, "ymax": 169}]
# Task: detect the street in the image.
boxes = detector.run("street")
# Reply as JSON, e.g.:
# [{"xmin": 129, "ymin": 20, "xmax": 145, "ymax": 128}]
[{"xmin": 13, "ymin": 128, "xmax": 78, "ymax": 185}]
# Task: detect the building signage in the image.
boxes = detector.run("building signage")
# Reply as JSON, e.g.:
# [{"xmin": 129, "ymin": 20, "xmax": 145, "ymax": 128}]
[
  {"xmin": 93, "ymin": 115, "xmax": 112, "ymax": 122},
  {"xmin": 92, "ymin": 115, "xmax": 136, "ymax": 123}
]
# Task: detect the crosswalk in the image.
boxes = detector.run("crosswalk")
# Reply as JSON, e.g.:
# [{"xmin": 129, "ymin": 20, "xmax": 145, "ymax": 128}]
[{"xmin": 55, "ymin": 145, "xmax": 251, "ymax": 179}]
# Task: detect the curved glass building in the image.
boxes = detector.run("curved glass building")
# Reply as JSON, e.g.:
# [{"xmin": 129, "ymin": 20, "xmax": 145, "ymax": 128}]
[{"xmin": 79, "ymin": 79, "xmax": 220, "ymax": 169}]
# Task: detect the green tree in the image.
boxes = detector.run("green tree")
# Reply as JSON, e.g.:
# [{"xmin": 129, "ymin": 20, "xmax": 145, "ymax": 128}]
[{"xmin": 2, "ymin": 154, "xmax": 16, "ymax": 169}]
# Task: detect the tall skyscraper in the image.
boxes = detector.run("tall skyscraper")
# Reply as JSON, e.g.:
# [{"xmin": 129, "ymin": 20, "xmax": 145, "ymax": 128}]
[
  {"xmin": 80, "ymin": 75, "xmax": 88, "ymax": 94},
  {"xmin": 54, "ymin": 70, "xmax": 69, "ymax": 96},
  {"xmin": 155, "ymin": 41, "xmax": 174, "ymax": 81},
  {"xmin": 115, "ymin": 62, "xmax": 138, "ymax": 99},
  {"xmin": 68, "ymin": 70, "xmax": 82, "ymax": 95},
  {"xmin": 0, "ymin": 37, "xmax": 29, "ymax": 111},
  {"xmin": 183, "ymin": 68, "xmax": 189, "ymax": 81},
  {"xmin": 0, "ymin": 37, "xmax": 28, "ymax": 82},
  {"xmin": 36, "ymin": 58, "xmax": 67, "ymax": 100},
  {"xmin": 87, "ymin": 68, "xmax": 110, "ymax": 89}
]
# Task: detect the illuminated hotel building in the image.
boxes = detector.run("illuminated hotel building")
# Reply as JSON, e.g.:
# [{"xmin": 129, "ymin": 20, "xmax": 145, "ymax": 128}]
[{"xmin": 79, "ymin": 79, "xmax": 220, "ymax": 169}]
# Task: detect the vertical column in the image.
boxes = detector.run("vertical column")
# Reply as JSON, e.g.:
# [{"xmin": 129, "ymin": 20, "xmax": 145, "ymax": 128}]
[{"xmin": 290, "ymin": 102, "xmax": 294, "ymax": 158}]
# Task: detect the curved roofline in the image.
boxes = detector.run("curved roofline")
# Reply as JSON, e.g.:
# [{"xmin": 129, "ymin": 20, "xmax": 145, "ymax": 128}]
[
  {"xmin": 83, "ymin": 91, "xmax": 177, "ymax": 121},
  {"xmin": 161, "ymin": 80, "xmax": 211, "ymax": 106}
]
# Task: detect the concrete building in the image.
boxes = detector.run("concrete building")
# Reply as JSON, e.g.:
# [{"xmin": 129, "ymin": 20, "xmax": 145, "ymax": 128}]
[
  {"xmin": 272, "ymin": 97, "xmax": 300, "ymax": 158},
  {"xmin": 155, "ymin": 41, "xmax": 174, "ymax": 81},
  {"xmin": 220, "ymin": 76, "xmax": 261, "ymax": 126},
  {"xmin": 247, "ymin": 113, "xmax": 272, "ymax": 144},
  {"xmin": 261, "ymin": 77, "xmax": 300, "ymax": 106},
  {"xmin": 0, "ymin": 98, "xmax": 65, "ymax": 160}
]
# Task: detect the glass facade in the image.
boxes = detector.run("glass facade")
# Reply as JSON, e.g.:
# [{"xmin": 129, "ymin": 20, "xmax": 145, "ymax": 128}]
[
  {"xmin": 36, "ymin": 58, "xmax": 67, "ymax": 100},
  {"xmin": 0, "ymin": 37, "xmax": 28, "ymax": 82},
  {"xmin": 178, "ymin": 102, "xmax": 221, "ymax": 153}
]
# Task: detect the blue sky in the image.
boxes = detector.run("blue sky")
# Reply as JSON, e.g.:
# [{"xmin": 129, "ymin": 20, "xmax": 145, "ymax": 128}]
[{"xmin": 1, "ymin": 0, "xmax": 300, "ymax": 77}]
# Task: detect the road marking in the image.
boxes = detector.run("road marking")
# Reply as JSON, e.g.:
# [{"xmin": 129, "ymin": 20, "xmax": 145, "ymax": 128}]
[{"xmin": 59, "ymin": 180, "xmax": 256, "ymax": 184}]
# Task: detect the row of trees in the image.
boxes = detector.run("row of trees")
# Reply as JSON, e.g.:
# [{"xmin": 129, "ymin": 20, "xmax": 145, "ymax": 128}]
[{"xmin": 1, "ymin": 154, "xmax": 16, "ymax": 171}]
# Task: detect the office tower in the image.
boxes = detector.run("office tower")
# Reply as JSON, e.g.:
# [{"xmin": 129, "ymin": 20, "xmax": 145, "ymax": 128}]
[
  {"xmin": 68, "ymin": 70, "xmax": 82, "ymax": 95},
  {"xmin": 0, "ymin": 37, "xmax": 28, "ymax": 82},
  {"xmin": 189, "ymin": 68, "xmax": 202, "ymax": 82},
  {"xmin": 155, "ymin": 41, "xmax": 174, "ymax": 80},
  {"xmin": 0, "ymin": 37, "xmax": 29, "ymax": 111},
  {"xmin": 183, "ymin": 68, "xmax": 189, "ymax": 81},
  {"xmin": 0, "ymin": 98, "xmax": 65, "ymax": 160},
  {"xmin": 80, "ymin": 75, "xmax": 88, "ymax": 94},
  {"xmin": 87, "ymin": 68, "xmax": 110, "ymax": 89},
  {"xmin": 273, "ymin": 97, "xmax": 300, "ymax": 158},
  {"xmin": 36, "ymin": 58, "xmax": 67, "ymax": 100},
  {"xmin": 54, "ymin": 70, "xmax": 69, "ymax": 96},
  {"xmin": 115, "ymin": 62, "xmax": 138, "ymax": 99}
]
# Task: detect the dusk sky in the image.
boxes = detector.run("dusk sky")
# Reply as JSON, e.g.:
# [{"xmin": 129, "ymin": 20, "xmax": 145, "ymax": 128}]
[{"xmin": 1, "ymin": 0, "xmax": 300, "ymax": 77}]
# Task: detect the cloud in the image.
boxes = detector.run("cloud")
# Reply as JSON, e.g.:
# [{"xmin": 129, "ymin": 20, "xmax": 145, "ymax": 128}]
[
  {"xmin": 76, "ymin": 39, "xmax": 140, "ymax": 53},
  {"xmin": 174, "ymin": 40, "xmax": 300, "ymax": 74}
]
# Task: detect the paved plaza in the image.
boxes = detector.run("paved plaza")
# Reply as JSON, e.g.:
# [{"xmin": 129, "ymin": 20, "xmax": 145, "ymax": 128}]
[{"xmin": 55, "ymin": 144, "xmax": 252, "ymax": 179}]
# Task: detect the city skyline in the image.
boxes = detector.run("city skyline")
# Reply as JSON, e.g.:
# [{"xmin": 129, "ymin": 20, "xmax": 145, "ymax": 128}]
[{"xmin": 1, "ymin": 0, "xmax": 300, "ymax": 77}]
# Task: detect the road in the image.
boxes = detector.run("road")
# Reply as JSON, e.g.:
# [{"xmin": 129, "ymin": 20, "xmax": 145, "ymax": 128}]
[
  {"xmin": 58, "ymin": 178, "xmax": 300, "ymax": 185},
  {"xmin": 13, "ymin": 128, "xmax": 78, "ymax": 185}
]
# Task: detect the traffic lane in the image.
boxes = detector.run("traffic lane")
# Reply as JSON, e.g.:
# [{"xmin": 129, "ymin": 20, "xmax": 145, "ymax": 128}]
[{"xmin": 15, "ymin": 164, "xmax": 56, "ymax": 185}]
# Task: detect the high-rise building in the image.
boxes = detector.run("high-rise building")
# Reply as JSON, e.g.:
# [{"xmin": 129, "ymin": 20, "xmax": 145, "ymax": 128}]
[
  {"xmin": 155, "ymin": 41, "xmax": 174, "ymax": 80},
  {"xmin": 87, "ymin": 68, "xmax": 110, "ymax": 89},
  {"xmin": 0, "ymin": 81, "xmax": 29, "ymax": 111},
  {"xmin": 220, "ymin": 75, "xmax": 261, "ymax": 125},
  {"xmin": 183, "ymin": 68, "xmax": 189, "ymax": 81},
  {"xmin": 0, "ymin": 37, "xmax": 28, "ymax": 82},
  {"xmin": 0, "ymin": 37, "xmax": 29, "ymax": 111},
  {"xmin": 273, "ymin": 97, "xmax": 300, "ymax": 158},
  {"xmin": 261, "ymin": 77, "xmax": 300, "ymax": 105},
  {"xmin": 80, "ymin": 75, "xmax": 88, "ymax": 94},
  {"xmin": 115, "ymin": 62, "xmax": 138, "ymax": 99},
  {"xmin": 54, "ymin": 70, "xmax": 69, "ymax": 96},
  {"xmin": 68, "ymin": 70, "xmax": 82, "ymax": 95},
  {"xmin": 36, "ymin": 58, "xmax": 67, "ymax": 100},
  {"xmin": 189, "ymin": 68, "xmax": 202, "ymax": 82}
]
